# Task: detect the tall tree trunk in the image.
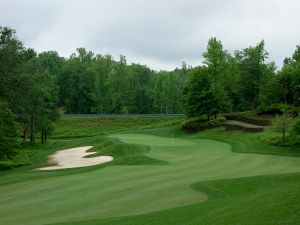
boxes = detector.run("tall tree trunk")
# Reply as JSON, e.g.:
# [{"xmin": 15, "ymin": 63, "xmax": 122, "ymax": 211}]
[
  {"xmin": 45, "ymin": 133, "xmax": 47, "ymax": 143},
  {"xmin": 41, "ymin": 130, "xmax": 44, "ymax": 144},
  {"xmin": 23, "ymin": 124, "xmax": 26, "ymax": 141},
  {"xmin": 30, "ymin": 105, "xmax": 35, "ymax": 144}
]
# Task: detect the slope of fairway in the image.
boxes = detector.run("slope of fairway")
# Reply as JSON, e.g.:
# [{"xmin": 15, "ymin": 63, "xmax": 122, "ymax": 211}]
[
  {"xmin": 1, "ymin": 128, "xmax": 300, "ymax": 225},
  {"xmin": 48, "ymin": 173, "xmax": 300, "ymax": 225}
]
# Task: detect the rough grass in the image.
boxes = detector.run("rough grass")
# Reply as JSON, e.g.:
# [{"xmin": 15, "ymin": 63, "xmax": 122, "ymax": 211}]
[
  {"xmin": 52, "ymin": 116, "xmax": 184, "ymax": 138},
  {"xmin": 1, "ymin": 126, "xmax": 300, "ymax": 225}
]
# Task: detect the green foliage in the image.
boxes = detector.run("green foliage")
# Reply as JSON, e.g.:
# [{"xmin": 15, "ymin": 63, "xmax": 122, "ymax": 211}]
[
  {"xmin": 271, "ymin": 114, "xmax": 294, "ymax": 142},
  {"xmin": 58, "ymin": 52, "xmax": 188, "ymax": 114},
  {"xmin": 225, "ymin": 111, "xmax": 271, "ymax": 125},
  {"xmin": 236, "ymin": 40, "xmax": 269, "ymax": 110},
  {"xmin": 0, "ymin": 102, "xmax": 18, "ymax": 159},
  {"xmin": 277, "ymin": 46, "xmax": 300, "ymax": 106},
  {"xmin": 0, "ymin": 147, "xmax": 32, "ymax": 169},
  {"xmin": 292, "ymin": 117, "xmax": 300, "ymax": 135},
  {"xmin": 257, "ymin": 103, "xmax": 298, "ymax": 115},
  {"xmin": 203, "ymin": 37, "xmax": 227, "ymax": 80},
  {"xmin": 259, "ymin": 62, "xmax": 280, "ymax": 106},
  {"xmin": 181, "ymin": 117, "xmax": 226, "ymax": 130},
  {"xmin": 185, "ymin": 67, "xmax": 212, "ymax": 117},
  {"xmin": 0, "ymin": 27, "xmax": 59, "ymax": 147},
  {"xmin": 210, "ymin": 82, "xmax": 229, "ymax": 117}
]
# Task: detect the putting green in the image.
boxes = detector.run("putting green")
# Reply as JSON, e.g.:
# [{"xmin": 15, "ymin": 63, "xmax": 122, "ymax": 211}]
[{"xmin": 1, "ymin": 132, "xmax": 300, "ymax": 225}]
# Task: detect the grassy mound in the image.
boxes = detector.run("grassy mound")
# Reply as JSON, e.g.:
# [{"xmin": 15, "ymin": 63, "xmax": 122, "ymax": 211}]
[
  {"xmin": 52, "ymin": 116, "xmax": 184, "ymax": 138},
  {"xmin": 181, "ymin": 117, "xmax": 226, "ymax": 131},
  {"xmin": 224, "ymin": 120, "xmax": 264, "ymax": 132},
  {"xmin": 224, "ymin": 111, "xmax": 271, "ymax": 126}
]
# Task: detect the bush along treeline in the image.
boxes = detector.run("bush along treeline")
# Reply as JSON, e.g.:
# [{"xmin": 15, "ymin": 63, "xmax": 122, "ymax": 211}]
[{"xmin": 183, "ymin": 37, "xmax": 300, "ymax": 137}]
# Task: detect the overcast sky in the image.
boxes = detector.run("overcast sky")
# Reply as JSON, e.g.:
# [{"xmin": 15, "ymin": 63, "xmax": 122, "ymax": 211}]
[{"xmin": 1, "ymin": 0, "xmax": 299, "ymax": 70}]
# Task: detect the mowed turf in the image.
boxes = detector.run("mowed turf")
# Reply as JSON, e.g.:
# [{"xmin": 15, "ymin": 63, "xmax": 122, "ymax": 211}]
[{"xmin": 1, "ymin": 127, "xmax": 300, "ymax": 225}]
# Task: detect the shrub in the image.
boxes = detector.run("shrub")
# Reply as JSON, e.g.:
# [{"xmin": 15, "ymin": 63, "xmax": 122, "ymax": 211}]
[
  {"xmin": 182, "ymin": 117, "xmax": 226, "ymax": 131},
  {"xmin": 292, "ymin": 117, "xmax": 300, "ymax": 135},
  {"xmin": 257, "ymin": 103, "xmax": 298, "ymax": 116},
  {"xmin": 0, "ymin": 102, "xmax": 18, "ymax": 160},
  {"xmin": 0, "ymin": 160, "xmax": 18, "ymax": 170},
  {"xmin": 271, "ymin": 114, "xmax": 294, "ymax": 142},
  {"xmin": 224, "ymin": 111, "xmax": 270, "ymax": 126}
]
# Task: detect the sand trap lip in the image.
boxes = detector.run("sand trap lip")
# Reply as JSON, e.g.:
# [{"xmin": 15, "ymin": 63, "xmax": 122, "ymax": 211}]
[{"xmin": 38, "ymin": 146, "xmax": 113, "ymax": 170}]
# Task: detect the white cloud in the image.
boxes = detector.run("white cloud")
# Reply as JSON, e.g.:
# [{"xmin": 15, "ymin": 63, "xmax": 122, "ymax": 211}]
[{"xmin": 0, "ymin": 0, "xmax": 299, "ymax": 70}]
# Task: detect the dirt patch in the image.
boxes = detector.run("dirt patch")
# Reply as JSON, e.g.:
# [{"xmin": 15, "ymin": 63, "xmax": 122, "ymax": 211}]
[{"xmin": 224, "ymin": 115, "xmax": 270, "ymax": 126}]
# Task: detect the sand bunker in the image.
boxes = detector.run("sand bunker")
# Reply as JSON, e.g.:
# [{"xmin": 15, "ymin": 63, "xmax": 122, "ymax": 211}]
[{"xmin": 39, "ymin": 146, "xmax": 113, "ymax": 170}]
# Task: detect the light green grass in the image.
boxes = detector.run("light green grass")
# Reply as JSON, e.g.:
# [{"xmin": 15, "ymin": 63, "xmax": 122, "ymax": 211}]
[
  {"xmin": 48, "ymin": 173, "xmax": 300, "ymax": 225},
  {"xmin": 1, "ymin": 126, "xmax": 300, "ymax": 225}
]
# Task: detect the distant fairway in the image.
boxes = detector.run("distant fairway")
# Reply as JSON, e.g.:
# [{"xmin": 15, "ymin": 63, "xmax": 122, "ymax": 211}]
[{"xmin": 1, "ymin": 128, "xmax": 300, "ymax": 225}]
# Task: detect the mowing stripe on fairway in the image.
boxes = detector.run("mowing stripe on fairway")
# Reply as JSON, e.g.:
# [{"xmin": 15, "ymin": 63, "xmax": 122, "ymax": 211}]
[{"xmin": 1, "ymin": 132, "xmax": 300, "ymax": 225}]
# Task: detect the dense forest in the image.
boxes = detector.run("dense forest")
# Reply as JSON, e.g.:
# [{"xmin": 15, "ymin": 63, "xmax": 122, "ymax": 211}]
[
  {"xmin": 1, "ymin": 26, "xmax": 300, "ymax": 160},
  {"xmin": 57, "ymin": 51, "xmax": 188, "ymax": 114},
  {"xmin": 185, "ymin": 38, "xmax": 300, "ymax": 119}
]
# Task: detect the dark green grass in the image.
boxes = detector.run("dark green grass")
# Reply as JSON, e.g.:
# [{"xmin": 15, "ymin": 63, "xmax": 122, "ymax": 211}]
[
  {"xmin": 48, "ymin": 173, "xmax": 300, "ymax": 225},
  {"xmin": 52, "ymin": 116, "xmax": 184, "ymax": 138}
]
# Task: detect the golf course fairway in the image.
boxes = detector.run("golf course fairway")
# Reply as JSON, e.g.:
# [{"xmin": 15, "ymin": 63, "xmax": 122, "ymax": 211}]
[{"xmin": 1, "ymin": 129, "xmax": 300, "ymax": 225}]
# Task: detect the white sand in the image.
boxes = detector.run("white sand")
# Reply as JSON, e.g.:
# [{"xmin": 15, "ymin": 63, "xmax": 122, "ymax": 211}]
[{"xmin": 38, "ymin": 146, "xmax": 113, "ymax": 170}]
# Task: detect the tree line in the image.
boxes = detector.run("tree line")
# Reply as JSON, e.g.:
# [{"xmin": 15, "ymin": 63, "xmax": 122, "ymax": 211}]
[
  {"xmin": 0, "ymin": 27, "xmax": 59, "ymax": 160},
  {"xmin": 1, "ymin": 26, "xmax": 300, "ymax": 160},
  {"xmin": 185, "ymin": 37, "xmax": 300, "ymax": 119},
  {"xmin": 57, "ymin": 49, "xmax": 188, "ymax": 114}
]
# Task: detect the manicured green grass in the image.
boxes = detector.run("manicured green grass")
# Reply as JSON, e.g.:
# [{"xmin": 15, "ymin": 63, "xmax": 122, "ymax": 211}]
[
  {"xmin": 1, "ymin": 125, "xmax": 300, "ymax": 225},
  {"xmin": 52, "ymin": 116, "xmax": 184, "ymax": 138},
  {"xmin": 48, "ymin": 173, "xmax": 300, "ymax": 225},
  {"xmin": 142, "ymin": 126, "xmax": 300, "ymax": 157}
]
